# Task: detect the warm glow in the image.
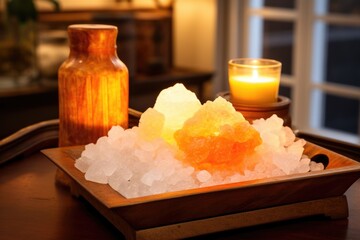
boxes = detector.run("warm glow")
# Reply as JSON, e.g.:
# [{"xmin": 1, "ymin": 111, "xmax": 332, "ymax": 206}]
[
  {"xmin": 228, "ymin": 59, "xmax": 281, "ymax": 105},
  {"xmin": 174, "ymin": 97, "xmax": 262, "ymax": 173},
  {"xmin": 139, "ymin": 84, "xmax": 262, "ymax": 173},
  {"xmin": 152, "ymin": 83, "xmax": 201, "ymax": 144},
  {"xmin": 229, "ymin": 74, "xmax": 279, "ymax": 104}
]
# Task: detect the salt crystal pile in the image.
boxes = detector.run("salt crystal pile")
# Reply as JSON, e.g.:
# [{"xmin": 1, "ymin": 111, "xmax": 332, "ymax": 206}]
[
  {"xmin": 76, "ymin": 126, "xmax": 198, "ymax": 198},
  {"xmin": 75, "ymin": 83, "xmax": 324, "ymax": 198},
  {"xmin": 75, "ymin": 84, "xmax": 202, "ymax": 198},
  {"xmin": 248, "ymin": 115, "xmax": 313, "ymax": 177},
  {"xmin": 251, "ymin": 116, "xmax": 309, "ymax": 174}
]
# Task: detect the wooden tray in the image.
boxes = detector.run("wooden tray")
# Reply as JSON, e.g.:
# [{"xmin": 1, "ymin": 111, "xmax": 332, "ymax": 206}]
[{"xmin": 42, "ymin": 142, "xmax": 360, "ymax": 240}]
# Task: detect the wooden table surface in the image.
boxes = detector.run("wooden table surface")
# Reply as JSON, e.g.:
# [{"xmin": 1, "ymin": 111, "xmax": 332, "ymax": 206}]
[{"xmin": 0, "ymin": 150, "xmax": 359, "ymax": 240}]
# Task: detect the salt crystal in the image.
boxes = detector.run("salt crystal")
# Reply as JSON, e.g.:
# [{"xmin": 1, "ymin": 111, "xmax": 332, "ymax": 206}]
[
  {"xmin": 228, "ymin": 173, "xmax": 243, "ymax": 183},
  {"xmin": 174, "ymin": 96, "xmax": 261, "ymax": 173},
  {"xmin": 252, "ymin": 115, "xmax": 307, "ymax": 175},
  {"xmin": 74, "ymin": 157, "xmax": 89, "ymax": 173},
  {"xmin": 153, "ymin": 83, "xmax": 202, "ymax": 144},
  {"xmin": 108, "ymin": 168, "xmax": 132, "ymax": 192},
  {"xmin": 310, "ymin": 161, "xmax": 325, "ymax": 171},
  {"xmin": 283, "ymin": 126, "xmax": 296, "ymax": 146},
  {"xmin": 85, "ymin": 162, "xmax": 108, "ymax": 184},
  {"xmin": 138, "ymin": 108, "xmax": 164, "ymax": 141},
  {"xmin": 196, "ymin": 170, "xmax": 212, "ymax": 183},
  {"xmin": 81, "ymin": 143, "xmax": 98, "ymax": 159},
  {"xmin": 167, "ymin": 166, "xmax": 195, "ymax": 190},
  {"xmin": 155, "ymin": 155, "xmax": 177, "ymax": 177},
  {"xmin": 134, "ymin": 148, "xmax": 156, "ymax": 163},
  {"xmin": 137, "ymin": 138, "xmax": 162, "ymax": 152},
  {"xmin": 120, "ymin": 182, "xmax": 141, "ymax": 198},
  {"xmin": 149, "ymin": 181, "xmax": 168, "ymax": 195},
  {"xmin": 292, "ymin": 157, "xmax": 311, "ymax": 174},
  {"xmin": 300, "ymin": 157, "xmax": 311, "ymax": 166},
  {"xmin": 167, "ymin": 174, "xmax": 182, "ymax": 186},
  {"xmin": 121, "ymin": 168, "xmax": 133, "ymax": 181},
  {"xmin": 267, "ymin": 114, "xmax": 284, "ymax": 130},
  {"xmin": 95, "ymin": 136, "xmax": 109, "ymax": 147},
  {"xmin": 262, "ymin": 132, "xmax": 281, "ymax": 147},
  {"xmin": 119, "ymin": 128, "xmax": 138, "ymax": 149},
  {"xmin": 141, "ymin": 167, "xmax": 164, "ymax": 186},
  {"xmin": 108, "ymin": 126, "xmax": 125, "ymax": 142},
  {"xmin": 254, "ymin": 162, "xmax": 266, "ymax": 173},
  {"xmin": 86, "ymin": 160, "xmax": 117, "ymax": 184},
  {"xmin": 170, "ymin": 177, "xmax": 196, "ymax": 191},
  {"xmin": 286, "ymin": 140, "xmax": 305, "ymax": 161}
]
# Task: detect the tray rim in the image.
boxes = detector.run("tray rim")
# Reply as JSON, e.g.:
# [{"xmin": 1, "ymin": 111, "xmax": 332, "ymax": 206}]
[{"xmin": 41, "ymin": 141, "xmax": 360, "ymax": 209}]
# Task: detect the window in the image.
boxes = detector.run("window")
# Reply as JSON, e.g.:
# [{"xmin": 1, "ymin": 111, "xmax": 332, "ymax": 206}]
[{"xmin": 226, "ymin": 0, "xmax": 360, "ymax": 144}]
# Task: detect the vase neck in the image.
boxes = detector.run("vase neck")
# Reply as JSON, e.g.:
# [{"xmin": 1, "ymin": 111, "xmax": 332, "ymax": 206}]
[{"xmin": 67, "ymin": 24, "xmax": 118, "ymax": 55}]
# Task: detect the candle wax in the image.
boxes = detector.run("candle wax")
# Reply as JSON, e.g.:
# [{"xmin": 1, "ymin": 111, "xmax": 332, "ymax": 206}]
[{"xmin": 229, "ymin": 75, "xmax": 279, "ymax": 104}]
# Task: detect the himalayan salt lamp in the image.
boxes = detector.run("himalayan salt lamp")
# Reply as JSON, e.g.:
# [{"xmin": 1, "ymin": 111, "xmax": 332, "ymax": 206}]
[
  {"xmin": 175, "ymin": 97, "xmax": 262, "ymax": 173},
  {"xmin": 153, "ymin": 83, "xmax": 201, "ymax": 144}
]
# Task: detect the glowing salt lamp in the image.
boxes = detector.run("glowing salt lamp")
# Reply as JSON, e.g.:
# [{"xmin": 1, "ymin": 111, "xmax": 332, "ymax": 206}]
[
  {"xmin": 174, "ymin": 97, "xmax": 262, "ymax": 173},
  {"xmin": 228, "ymin": 58, "xmax": 281, "ymax": 105},
  {"xmin": 153, "ymin": 83, "xmax": 201, "ymax": 144}
]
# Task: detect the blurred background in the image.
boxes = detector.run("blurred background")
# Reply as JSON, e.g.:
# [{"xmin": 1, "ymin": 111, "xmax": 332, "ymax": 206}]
[{"xmin": 0, "ymin": 0, "xmax": 359, "ymax": 145}]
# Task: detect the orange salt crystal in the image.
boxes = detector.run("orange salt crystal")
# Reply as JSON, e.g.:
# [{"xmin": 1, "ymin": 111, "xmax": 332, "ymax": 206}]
[{"xmin": 174, "ymin": 97, "xmax": 262, "ymax": 173}]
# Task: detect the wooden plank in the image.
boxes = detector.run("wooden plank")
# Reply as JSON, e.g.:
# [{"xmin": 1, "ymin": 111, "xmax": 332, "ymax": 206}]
[
  {"xmin": 61, "ymin": 163, "xmax": 349, "ymax": 240},
  {"xmin": 136, "ymin": 196, "xmax": 348, "ymax": 240}
]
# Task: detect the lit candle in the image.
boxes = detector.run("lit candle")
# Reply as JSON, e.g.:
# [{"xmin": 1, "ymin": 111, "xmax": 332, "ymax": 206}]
[{"xmin": 228, "ymin": 58, "xmax": 281, "ymax": 105}]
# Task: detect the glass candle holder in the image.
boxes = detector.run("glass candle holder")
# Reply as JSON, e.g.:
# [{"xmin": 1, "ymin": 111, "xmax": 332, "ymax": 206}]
[{"xmin": 228, "ymin": 58, "xmax": 281, "ymax": 105}]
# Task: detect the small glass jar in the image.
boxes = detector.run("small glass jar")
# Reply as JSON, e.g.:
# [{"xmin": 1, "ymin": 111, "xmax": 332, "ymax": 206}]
[
  {"xmin": 228, "ymin": 58, "xmax": 281, "ymax": 105},
  {"xmin": 58, "ymin": 24, "xmax": 129, "ymax": 147}
]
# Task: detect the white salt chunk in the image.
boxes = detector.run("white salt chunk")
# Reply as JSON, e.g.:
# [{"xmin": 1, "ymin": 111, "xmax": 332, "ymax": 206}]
[
  {"xmin": 81, "ymin": 143, "xmax": 98, "ymax": 159},
  {"xmin": 85, "ymin": 165, "xmax": 108, "ymax": 184},
  {"xmin": 196, "ymin": 170, "xmax": 212, "ymax": 183},
  {"xmin": 283, "ymin": 126, "xmax": 296, "ymax": 146},
  {"xmin": 84, "ymin": 160, "xmax": 117, "ymax": 184},
  {"xmin": 75, "ymin": 156, "xmax": 92, "ymax": 173},
  {"xmin": 310, "ymin": 161, "xmax": 325, "ymax": 171},
  {"xmin": 107, "ymin": 126, "xmax": 125, "ymax": 142},
  {"xmin": 149, "ymin": 181, "xmax": 168, "ymax": 195},
  {"xmin": 292, "ymin": 158, "xmax": 311, "ymax": 174},
  {"xmin": 228, "ymin": 173, "xmax": 243, "ymax": 183},
  {"xmin": 141, "ymin": 167, "xmax": 164, "ymax": 186}
]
